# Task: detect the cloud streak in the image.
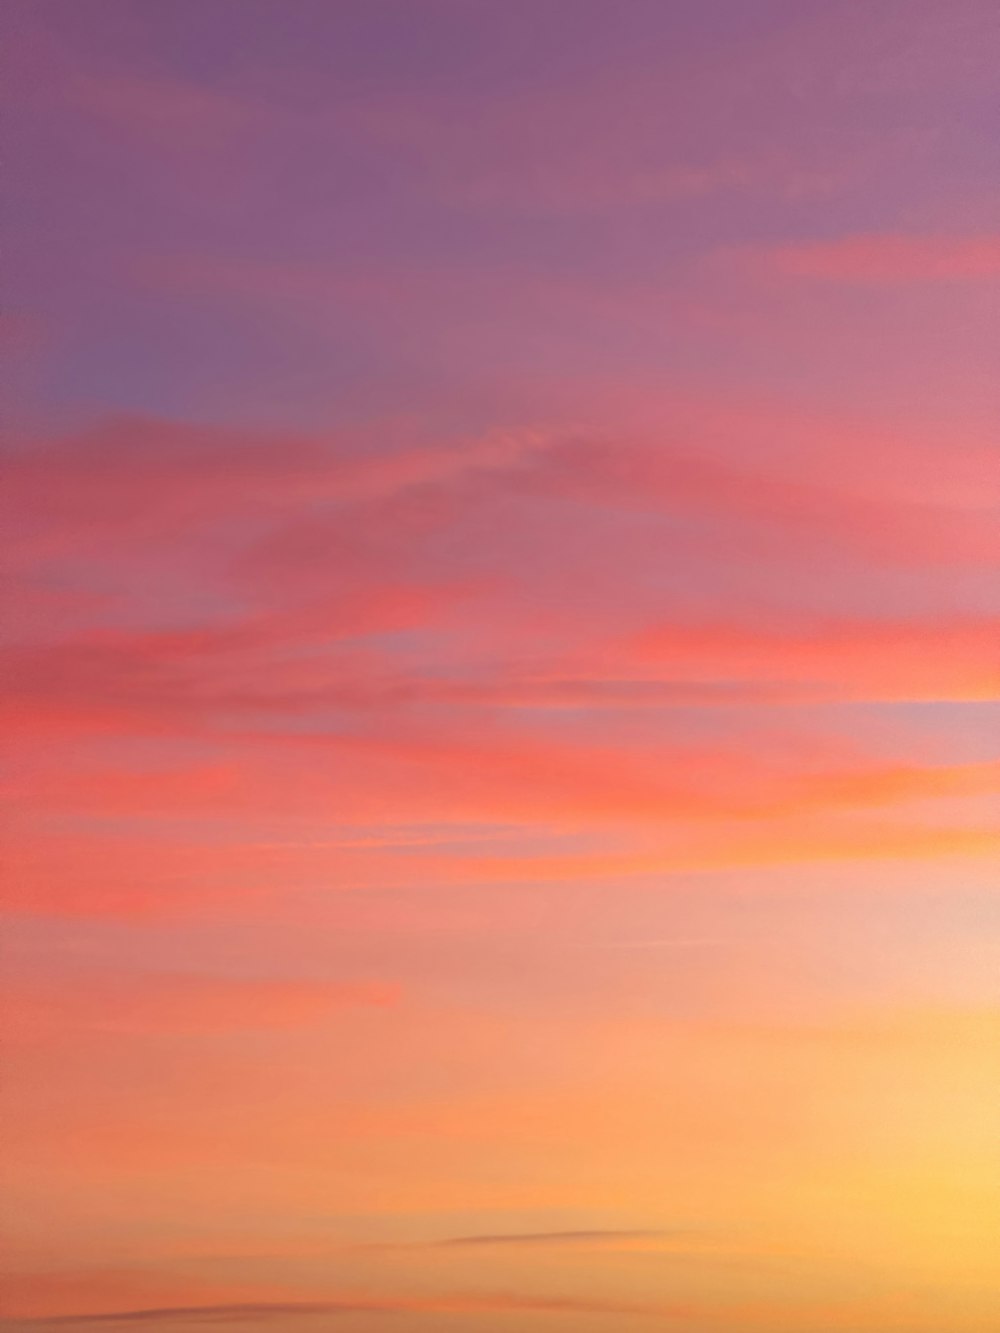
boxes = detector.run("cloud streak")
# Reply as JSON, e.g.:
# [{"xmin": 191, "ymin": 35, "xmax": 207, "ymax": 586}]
[
  {"xmin": 23, "ymin": 1290, "xmax": 679, "ymax": 1325},
  {"xmin": 762, "ymin": 233, "xmax": 1000, "ymax": 283},
  {"xmin": 430, "ymin": 1228, "xmax": 675, "ymax": 1248},
  {"xmin": 2, "ymin": 972, "xmax": 397, "ymax": 1039}
]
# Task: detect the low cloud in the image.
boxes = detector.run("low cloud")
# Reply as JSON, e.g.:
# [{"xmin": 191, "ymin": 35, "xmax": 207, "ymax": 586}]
[
  {"xmin": 23, "ymin": 1304, "xmax": 378, "ymax": 1327},
  {"xmin": 24, "ymin": 1289, "xmax": 681, "ymax": 1325},
  {"xmin": 432, "ymin": 1228, "xmax": 673, "ymax": 1248}
]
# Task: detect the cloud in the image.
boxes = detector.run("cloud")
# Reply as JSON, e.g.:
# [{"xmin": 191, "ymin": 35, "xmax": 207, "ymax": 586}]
[
  {"xmin": 9, "ymin": 407, "xmax": 993, "ymax": 598},
  {"xmin": 74, "ymin": 74, "xmax": 254, "ymax": 153},
  {"xmin": 5, "ymin": 708, "xmax": 997, "ymax": 923},
  {"xmin": 4, "ymin": 414, "xmax": 996, "ymax": 934},
  {"xmin": 519, "ymin": 435, "xmax": 998, "ymax": 568},
  {"xmin": 23, "ymin": 1290, "xmax": 678, "ymax": 1325},
  {"xmin": 430, "ymin": 1228, "xmax": 672, "ymax": 1248},
  {"xmin": 3, "ymin": 604, "xmax": 993, "ymax": 762},
  {"xmin": 23, "ymin": 1304, "xmax": 377, "ymax": 1326},
  {"xmin": 16, "ymin": 708, "xmax": 997, "ymax": 826},
  {"xmin": 4, "ymin": 408, "xmax": 995, "ymax": 764},
  {"xmin": 761, "ymin": 233, "xmax": 1000, "ymax": 283},
  {"xmin": 1, "ymin": 973, "xmax": 398, "ymax": 1040},
  {"xmin": 628, "ymin": 613, "xmax": 1000, "ymax": 703},
  {"xmin": 410, "ymin": 677, "xmax": 822, "ymax": 709},
  {"xmin": 1, "ymin": 415, "xmax": 542, "ymax": 563},
  {"xmin": 0, "ymin": 585, "xmax": 471, "ymax": 740}
]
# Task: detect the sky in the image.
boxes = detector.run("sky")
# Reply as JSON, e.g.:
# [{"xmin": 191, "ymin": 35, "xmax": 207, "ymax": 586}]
[{"xmin": 1, "ymin": 1, "xmax": 999, "ymax": 1330}]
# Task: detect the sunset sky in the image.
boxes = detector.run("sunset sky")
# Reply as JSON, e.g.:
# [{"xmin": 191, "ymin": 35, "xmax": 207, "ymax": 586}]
[{"xmin": 2, "ymin": 2, "xmax": 999, "ymax": 1330}]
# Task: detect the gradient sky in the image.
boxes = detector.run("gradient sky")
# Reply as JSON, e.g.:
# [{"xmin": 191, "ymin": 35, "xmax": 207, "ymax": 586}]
[{"xmin": 2, "ymin": 2, "xmax": 999, "ymax": 1330}]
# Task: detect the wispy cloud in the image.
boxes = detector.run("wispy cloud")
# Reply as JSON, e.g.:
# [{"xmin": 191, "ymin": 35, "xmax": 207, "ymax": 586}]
[
  {"xmin": 429, "ymin": 1228, "xmax": 673, "ymax": 1248},
  {"xmin": 23, "ymin": 1304, "xmax": 377, "ymax": 1327},
  {"xmin": 24, "ymin": 1290, "xmax": 680, "ymax": 1325},
  {"xmin": 2, "ymin": 972, "xmax": 398, "ymax": 1040},
  {"xmin": 761, "ymin": 233, "xmax": 1000, "ymax": 283}
]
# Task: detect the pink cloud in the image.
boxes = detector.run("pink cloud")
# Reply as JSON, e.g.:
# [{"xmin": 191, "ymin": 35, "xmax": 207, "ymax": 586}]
[
  {"xmin": 2, "ymin": 414, "xmax": 546, "ymax": 565},
  {"xmin": 760, "ymin": 234, "xmax": 1000, "ymax": 283},
  {"xmin": 73, "ymin": 72, "xmax": 254, "ymax": 154},
  {"xmin": 2, "ymin": 972, "xmax": 397, "ymax": 1040},
  {"xmin": 628, "ymin": 613, "xmax": 999, "ymax": 702}
]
